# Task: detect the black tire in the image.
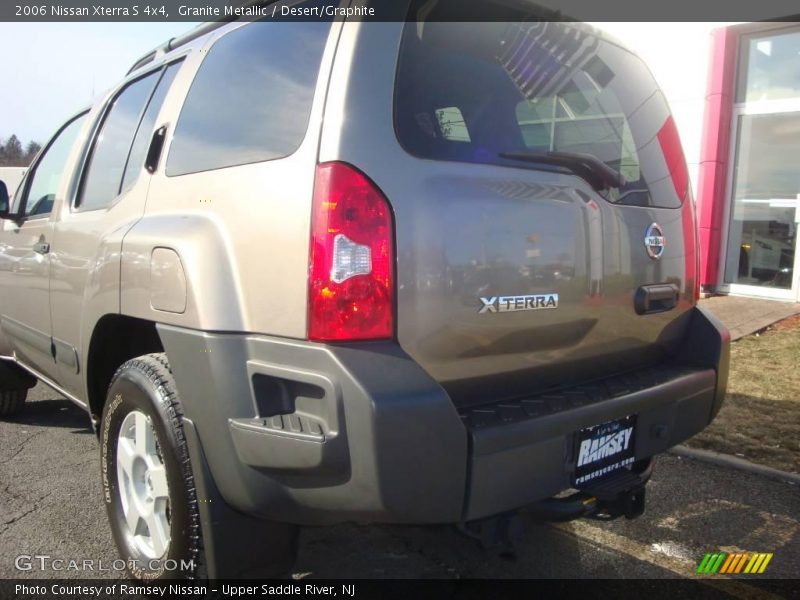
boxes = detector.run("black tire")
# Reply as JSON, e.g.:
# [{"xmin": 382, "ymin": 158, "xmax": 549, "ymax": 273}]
[
  {"xmin": 100, "ymin": 353, "xmax": 202, "ymax": 580},
  {"xmin": 0, "ymin": 389, "xmax": 27, "ymax": 417}
]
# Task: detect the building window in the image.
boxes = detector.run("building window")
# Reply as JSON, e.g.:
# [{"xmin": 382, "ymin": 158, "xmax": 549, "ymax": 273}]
[
  {"xmin": 736, "ymin": 28, "xmax": 800, "ymax": 103},
  {"xmin": 723, "ymin": 26, "xmax": 800, "ymax": 296}
]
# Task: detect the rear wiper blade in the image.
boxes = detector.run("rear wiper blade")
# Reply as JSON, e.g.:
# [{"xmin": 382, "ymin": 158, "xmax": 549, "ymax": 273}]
[{"xmin": 499, "ymin": 151, "xmax": 626, "ymax": 192}]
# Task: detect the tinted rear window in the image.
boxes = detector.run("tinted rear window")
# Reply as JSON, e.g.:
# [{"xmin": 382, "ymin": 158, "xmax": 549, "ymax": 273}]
[
  {"xmin": 394, "ymin": 5, "xmax": 686, "ymax": 208},
  {"xmin": 167, "ymin": 16, "xmax": 332, "ymax": 177}
]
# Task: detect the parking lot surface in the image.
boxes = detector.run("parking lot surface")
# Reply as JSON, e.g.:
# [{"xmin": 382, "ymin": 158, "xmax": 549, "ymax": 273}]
[{"xmin": 1, "ymin": 385, "xmax": 797, "ymax": 592}]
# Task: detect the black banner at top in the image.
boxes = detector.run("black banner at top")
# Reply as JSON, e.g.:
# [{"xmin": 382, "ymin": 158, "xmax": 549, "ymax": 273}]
[{"xmin": 2, "ymin": 0, "xmax": 800, "ymax": 22}]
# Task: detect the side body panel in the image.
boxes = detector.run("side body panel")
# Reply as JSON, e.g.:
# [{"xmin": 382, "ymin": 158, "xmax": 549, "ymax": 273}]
[
  {"xmin": 49, "ymin": 48, "xmax": 203, "ymax": 401},
  {"xmin": 0, "ymin": 117, "xmax": 92, "ymax": 379},
  {"xmin": 119, "ymin": 20, "xmax": 343, "ymax": 340},
  {"xmin": 0, "ymin": 215, "xmax": 56, "ymax": 377}
]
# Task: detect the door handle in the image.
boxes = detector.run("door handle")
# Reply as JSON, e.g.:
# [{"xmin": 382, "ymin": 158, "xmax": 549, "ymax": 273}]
[
  {"xmin": 145, "ymin": 125, "xmax": 168, "ymax": 174},
  {"xmin": 33, "ymin": 241, "xmax": 50, "ymax": 255}
]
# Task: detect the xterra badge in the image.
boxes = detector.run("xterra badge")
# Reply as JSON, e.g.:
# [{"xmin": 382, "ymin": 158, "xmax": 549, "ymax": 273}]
[{"xmin": 479, "ymin": 293, "xmax": 559, "ymax": 314}]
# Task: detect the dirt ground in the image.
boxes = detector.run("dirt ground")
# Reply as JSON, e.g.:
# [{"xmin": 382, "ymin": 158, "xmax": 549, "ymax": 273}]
[{"xmin": 686, "ymin": 314, "xmax": 800, "ymax": 474}]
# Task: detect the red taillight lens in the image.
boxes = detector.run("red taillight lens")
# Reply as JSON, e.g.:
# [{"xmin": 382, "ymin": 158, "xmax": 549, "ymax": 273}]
[
  {"xmin": 308, "ymin": 162, "xmax": 394, "ymax": 341},
  {"xmin": 657, "ymin": 115, "xmax": 689, "ymax": 204}
]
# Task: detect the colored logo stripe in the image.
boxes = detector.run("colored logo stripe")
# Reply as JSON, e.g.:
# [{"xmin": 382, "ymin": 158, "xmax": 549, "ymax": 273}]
[
  {"xmin": 733, "ymin": 553, "xmax": 749, "ymax": 573},
  {"xmin": 759, "ymin": 554, "xmax": 773, "ymax": 573},
  {"xmin": 698, "ymin": 552, "xmax": 773, "ymax": 574},
  {"xmin": 697, "ymin": 553, "xmax": 714, "ymax": 573},
  {"xmin": 744, "ymin": 554, "xmax": 760, "ymax": 574},
  {"xmin": 719, "ymin": 553, "xmax": 736, "ymax": 573},
  {"xmin": 744, "ymin": 553, "xmax": 773, "ymax": 574},
  {"xmin": 697, "ymin": 553, "xmax": 728, "ymax": 574},
  {"xmin": 720, "ymin": 553, "xmax": 750, "ymax": 574}
]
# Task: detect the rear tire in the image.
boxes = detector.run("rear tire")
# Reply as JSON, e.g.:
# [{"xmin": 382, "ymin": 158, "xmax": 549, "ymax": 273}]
[
  {"xmin": 100, "ymin": 353, "xmax": 202, "ymax": 579},
  {"xmin": 0, "ymin": 389, "xmax": 27, "ymax": 417}
]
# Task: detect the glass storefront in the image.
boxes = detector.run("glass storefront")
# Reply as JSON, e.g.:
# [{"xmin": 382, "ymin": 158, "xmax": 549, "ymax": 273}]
[{"xmin": 724, "ymin": 27, "xmax": 800, "ymax": 298}]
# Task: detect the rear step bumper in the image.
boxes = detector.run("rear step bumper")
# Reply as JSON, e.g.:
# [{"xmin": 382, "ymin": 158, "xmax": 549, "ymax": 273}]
[
  {"xmin": 158, "ymin": 306, "xmax": 729, "ymax": 526},
  {"xmin": 458, "ymin": 306, "xmax": 729, "ymax": 521},
  {"xmin": 460, "ymin": 364, "xmax": 717, "ymax": 520}
]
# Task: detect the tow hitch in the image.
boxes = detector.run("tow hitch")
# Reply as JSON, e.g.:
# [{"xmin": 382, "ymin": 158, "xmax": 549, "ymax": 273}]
[
  {"xmin": 457, "ymin": 484, "xmax": 646, "ymax": 552},
  {"xmin": 525, "ymin": 485, "xmax": 646, "ymax": 522},
  {"xmin": 529, "ymin": 459, "xmax": 653, "ymax": 522},
  {"xmin": 458, "ymin": 460, "xmax": 653, "ymax": 550},
  {"xmin": 587, "ymin": 484, "xmax": 646, "ymax": 521}
]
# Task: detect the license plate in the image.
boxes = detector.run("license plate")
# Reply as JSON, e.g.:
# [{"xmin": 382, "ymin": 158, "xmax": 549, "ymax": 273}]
[{"xmin": 573, "ymin": 415, "xmax": 637, "ymax": 486}]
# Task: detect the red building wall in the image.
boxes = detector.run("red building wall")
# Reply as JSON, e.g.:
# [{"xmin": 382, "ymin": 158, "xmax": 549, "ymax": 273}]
[{"xmin": 696, "ymin": 26, "xmax": 738, "ymax": 291}]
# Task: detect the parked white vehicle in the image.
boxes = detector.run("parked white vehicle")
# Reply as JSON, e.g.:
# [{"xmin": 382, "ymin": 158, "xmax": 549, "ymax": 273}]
[{"xmin": 0, "ymin": 167, "xmax": 26, "ymax": 200}]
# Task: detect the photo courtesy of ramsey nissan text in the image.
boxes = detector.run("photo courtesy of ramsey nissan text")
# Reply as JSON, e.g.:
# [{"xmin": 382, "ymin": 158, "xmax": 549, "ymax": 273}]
[{"xmin": 0, "ymin": 0, "xmax": 797, "ymax": 597}]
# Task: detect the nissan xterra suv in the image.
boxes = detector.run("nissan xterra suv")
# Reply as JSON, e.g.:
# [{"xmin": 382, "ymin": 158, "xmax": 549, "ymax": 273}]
[{"xmin": 0, "ymin": 0, "xmax": 729, "ymax": 579}]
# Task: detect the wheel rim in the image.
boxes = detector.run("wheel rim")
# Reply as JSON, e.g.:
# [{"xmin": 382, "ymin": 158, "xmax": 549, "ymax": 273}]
[{"xmin": 116, "ymin": 410, "xmax": 171, "ymax": 559}]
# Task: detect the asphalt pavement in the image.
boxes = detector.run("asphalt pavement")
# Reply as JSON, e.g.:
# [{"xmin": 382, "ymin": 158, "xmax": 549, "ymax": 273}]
[{"xmin": 1, "ymin": 384, "xmax": 798, "ymax": 591}]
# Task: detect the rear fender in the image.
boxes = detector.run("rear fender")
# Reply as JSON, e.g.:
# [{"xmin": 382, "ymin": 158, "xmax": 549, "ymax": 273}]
[
  {"xmin": 676, "ymin": 305, "xmax": 730, "ymax": 419},
  {"xmin": 120, "ymin": 213, "xmax": 247, "ymax": 332}
]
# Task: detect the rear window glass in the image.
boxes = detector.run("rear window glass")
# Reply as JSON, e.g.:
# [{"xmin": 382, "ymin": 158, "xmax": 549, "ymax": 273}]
[
  {"xmin": 166, "ymin": 15, "xmax": 332, "ymax": 177},
  {"xmin": 394, "ymin": 5, "xmax": 686, "ymax": 208}
]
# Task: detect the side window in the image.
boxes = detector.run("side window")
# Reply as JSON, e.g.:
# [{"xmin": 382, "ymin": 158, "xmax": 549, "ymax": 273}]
[
  {"xmin": 166, "ymin": 16, "xmax": 332, "ymax": 176},
  {"xmin": 16, "ymin": 113, "xmax": 87, "ymax": 218},
  {"xmin": 77, "ymin": 71, "xmax": 159, "ymax": 211},
  {"xmin": 121, "ymin": 61, "xmax": 183, "ymax": 192}
]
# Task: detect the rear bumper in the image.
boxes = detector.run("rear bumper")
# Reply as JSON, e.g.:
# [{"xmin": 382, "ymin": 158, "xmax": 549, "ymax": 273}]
[
  {"xmin": 461, "ymin": 365, "xmax": 715, "ymax": 519},
  {"xmin": 157, "ymin": 305, "xmax": 729, "ymax": 525}
]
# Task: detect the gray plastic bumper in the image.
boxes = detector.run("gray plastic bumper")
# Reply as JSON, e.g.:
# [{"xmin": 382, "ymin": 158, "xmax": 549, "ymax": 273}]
[
  {"xmin": 157, "ymin": 325, "xmax": 468, "ymax": 525},
  {"xmin": 157, "ymin": 305, "xmax": 729, "ymax": 525},
  {"xmin": 460, "ymin": 365, "xmax": 715, "ymax": 519}
]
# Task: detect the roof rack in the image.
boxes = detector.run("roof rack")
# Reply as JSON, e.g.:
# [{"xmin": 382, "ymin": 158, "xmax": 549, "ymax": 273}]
[
  {"xmin": 126, "ymin": 1, "xmax": 271, "ymax": 75},
  {"xmin": 127, "ymin": 50, "xmax": 158, "ymax": 74},
  {"xmin": 125, "ymin": 21, "xmax": 225, "ymax": 75}
]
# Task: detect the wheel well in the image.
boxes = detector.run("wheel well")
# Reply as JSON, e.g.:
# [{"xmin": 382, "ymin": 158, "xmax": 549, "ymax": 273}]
[{"xmin": 87, "ymin": 315, "xmax": 164, "ymax": 425}]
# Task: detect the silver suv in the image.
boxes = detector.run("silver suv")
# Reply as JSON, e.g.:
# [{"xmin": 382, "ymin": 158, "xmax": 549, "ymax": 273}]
[{"xmin": 0, "ymin": 0, "xmax": 729, "ymax": 579}]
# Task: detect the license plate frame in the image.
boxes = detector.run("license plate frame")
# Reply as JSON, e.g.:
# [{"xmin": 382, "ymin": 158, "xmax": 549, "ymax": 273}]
[{"xmin": 573, "ymin": 414, "xmax": 637, "ymax": 487}]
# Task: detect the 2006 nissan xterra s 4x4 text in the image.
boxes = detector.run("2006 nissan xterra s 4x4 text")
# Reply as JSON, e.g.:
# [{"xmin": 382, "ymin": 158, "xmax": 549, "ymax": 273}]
[{"xmin": 0, "ymin": 0, "xmax": 729, "ymax": 579}]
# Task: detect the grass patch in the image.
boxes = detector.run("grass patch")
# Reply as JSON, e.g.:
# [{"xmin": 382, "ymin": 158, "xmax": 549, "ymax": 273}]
[{"xmin": 685, "ymin": 314, "xmax": 800, "ymax": 474}]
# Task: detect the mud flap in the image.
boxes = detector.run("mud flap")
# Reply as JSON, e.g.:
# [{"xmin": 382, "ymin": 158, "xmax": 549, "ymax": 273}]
[{"xmin": 182, "ymin": 418, "xmax": 298, "ymax": 578}]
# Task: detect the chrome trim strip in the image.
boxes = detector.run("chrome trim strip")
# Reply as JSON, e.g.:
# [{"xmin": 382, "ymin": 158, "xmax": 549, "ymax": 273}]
[
  {"xmin": 0, "ymin": 315, "xmax": 52, "ymax": 357},
  {"xmin": 53, "ymin": 337, "xmax": 80, "ymax": 374}
]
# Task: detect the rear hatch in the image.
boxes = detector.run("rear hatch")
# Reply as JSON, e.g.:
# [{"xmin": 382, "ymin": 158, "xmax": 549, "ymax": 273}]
[{"xmin": 387, "ymin": 3, "xmax": 698, "ymax": 408}]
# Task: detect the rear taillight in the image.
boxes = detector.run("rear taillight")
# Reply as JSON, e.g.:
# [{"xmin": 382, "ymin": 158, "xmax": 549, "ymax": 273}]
[
  {"xmin": 657, "ymin": 115, "xmax": 689, "ymax": 203},
  {"xmin": 308, "ymin": 162, "xmax": 394, "ymax": 341}
]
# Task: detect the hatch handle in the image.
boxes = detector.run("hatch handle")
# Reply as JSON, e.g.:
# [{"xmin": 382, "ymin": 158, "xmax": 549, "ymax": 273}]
[{"xmin": 634, "ymin": 284, "xmax": 679, "ymax": 315}]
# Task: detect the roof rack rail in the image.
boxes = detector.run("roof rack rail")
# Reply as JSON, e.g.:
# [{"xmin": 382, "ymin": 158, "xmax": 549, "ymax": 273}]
[
  {"xmin": 126, "ymin": 1, "xmax": 271, "ymax": 76},
  {"xmin": 127, "ymin": 50, "xmax": 159, "ymax": 75}
]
